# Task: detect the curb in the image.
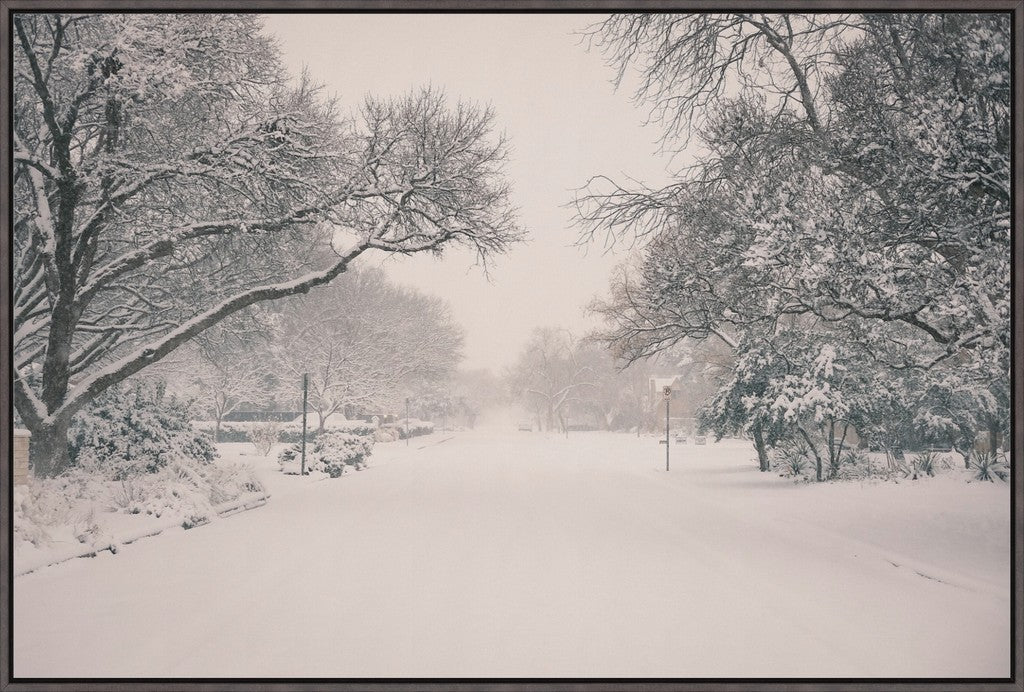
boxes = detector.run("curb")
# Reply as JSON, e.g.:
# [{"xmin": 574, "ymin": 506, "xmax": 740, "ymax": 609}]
[{"xmin": 14, "ymin": 492, "xmax": 270, "ymax": 577}]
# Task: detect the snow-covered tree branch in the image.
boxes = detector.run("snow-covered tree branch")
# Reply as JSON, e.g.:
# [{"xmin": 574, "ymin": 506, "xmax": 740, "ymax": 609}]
[{"xmin": 12, "ymin": 13, "xmax": 521, "ymax": 475}]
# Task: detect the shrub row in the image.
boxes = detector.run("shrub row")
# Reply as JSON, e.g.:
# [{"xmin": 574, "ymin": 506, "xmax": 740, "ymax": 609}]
[
  {"xmin": 193, "ymin": 419, "xmax": 377, "ymax": 444},
  {"xmin": 386, "ymin": 419, "xmax": 435, "ymax": 440}
]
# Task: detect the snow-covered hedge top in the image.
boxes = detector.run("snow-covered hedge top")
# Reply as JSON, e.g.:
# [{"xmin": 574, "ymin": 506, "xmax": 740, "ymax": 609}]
[
  {"xmin": 391, "ymin": 418, "xmax": 434, "ymax": 431},
  {"xmin": 194, "ymin": 419, "xmax": 378, "ymax": 432},
  {"xmin": 288, "ymin": 413, "xmax": 379, "ymax": 431}
]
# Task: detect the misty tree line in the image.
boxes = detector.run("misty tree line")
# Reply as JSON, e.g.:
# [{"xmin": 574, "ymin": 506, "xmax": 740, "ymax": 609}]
[
  {"xmin": 149, "ymin": 266, "xmax": 465, "ymax": 438},
  {"xmin": 506, "ymin": 327, "xmax": 721, "ymax": 435},
  {"xmin": 13, "ymin": 13, "xmax": 521, "ymax": 476},
  {"xmin": 576, "ymin": 14, "xmax": 1010, "ymax": 479}
]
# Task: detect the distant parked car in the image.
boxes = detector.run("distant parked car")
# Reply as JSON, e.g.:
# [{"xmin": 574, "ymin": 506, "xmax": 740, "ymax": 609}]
[
  {"xmin": 518, "ymin": 421, "xmax": 533, "ymax": 432},
  {"xmin": 694, "ymin": 436, "xmax": 707, "ymax": 445},
  {"xmin": 675, "ymin": 435, "xmax": 688, "ymax": 444}
]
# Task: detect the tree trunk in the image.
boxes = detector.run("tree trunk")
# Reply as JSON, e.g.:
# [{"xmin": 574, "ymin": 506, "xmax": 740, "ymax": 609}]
[
  {"xmin": 752, "ymin": 422, "xmax": 769, "ymax": 472},
  {"xmin": 28, "ymin": 417, "xmax": 72, "ymax": 478},
  {"xmin": 956, "ymin": 439, "xmax": 972, "ymax": 468},
  {"xmin": 797, "ymin": 425, "xmax": 823, "ymax": 482}
]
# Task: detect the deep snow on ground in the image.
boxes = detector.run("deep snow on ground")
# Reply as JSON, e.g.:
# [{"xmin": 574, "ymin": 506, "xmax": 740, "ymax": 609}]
[{"xmin": 14, "ymin": 426, "xmax": 1010, "ymax": 678}]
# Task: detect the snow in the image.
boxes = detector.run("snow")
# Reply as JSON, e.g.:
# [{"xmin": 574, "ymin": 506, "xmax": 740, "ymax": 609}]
[
  {"xmin": 13, "ymin": 452, "xmax": 267, "ymax": 577},
  {"xmin": 14, "ymin": 429, "xmax": 1009, "ymax": 677}
]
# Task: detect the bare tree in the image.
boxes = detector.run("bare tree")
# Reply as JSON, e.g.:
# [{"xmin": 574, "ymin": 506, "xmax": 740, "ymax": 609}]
[
  {"xmin": 12, "ymin": 14, "xmax": 520, "ymax": 475},
  {"xmin": 185, "ymin": 319, "xmax": 276, "ymax": 438},
  {"xmin": 583, "ymin": 13, "xmax": 857, "ymax": 149},
  {"xmin": 508, "ymin": 328, "xmax": 595, "ymax": 434},
  {"xmin": 271, "ymin": 267, "xmax": 464, "ymax": 433}
]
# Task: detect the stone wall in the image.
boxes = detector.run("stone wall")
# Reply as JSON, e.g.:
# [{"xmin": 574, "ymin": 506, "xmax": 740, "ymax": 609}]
[{"xmin": 14, "ymin": 429, "xmax": 31, "ymax": 485}]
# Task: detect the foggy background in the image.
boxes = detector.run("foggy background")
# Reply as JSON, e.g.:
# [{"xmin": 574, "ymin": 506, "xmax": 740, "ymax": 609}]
[{"xmin": 264, "ymin": 13, "xmax": 673, "ymax": 371}]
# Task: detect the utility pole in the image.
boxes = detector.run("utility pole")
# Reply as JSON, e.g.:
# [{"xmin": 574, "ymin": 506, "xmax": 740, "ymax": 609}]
[
  {"xmin": 301, "ymin": 373, "xmax": 309, "ymax": 475},
  {"xmin": 664, "ymin": 385, "xmax": 671, "ymax": 471}
]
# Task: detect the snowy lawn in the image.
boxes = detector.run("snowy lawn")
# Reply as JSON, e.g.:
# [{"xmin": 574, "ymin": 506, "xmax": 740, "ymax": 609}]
[{"xmin": 14, "ymin": 430, "xmax": 1009, "ymax": 677}]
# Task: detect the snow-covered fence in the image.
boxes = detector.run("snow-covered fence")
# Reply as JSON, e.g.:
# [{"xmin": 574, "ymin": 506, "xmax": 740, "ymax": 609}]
[{"xmin": 14, "ymin": 429, "xmax": 31, "ymax": 485}]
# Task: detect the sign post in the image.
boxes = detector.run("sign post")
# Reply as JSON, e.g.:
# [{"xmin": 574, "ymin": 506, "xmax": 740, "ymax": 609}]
[
  {"xmin": 301, "ymin": 373, "xmax": 309, "ymax": 476},
  {"xmin": 663, "ymin": 385, "xmax": 672, "ymax": 471}
]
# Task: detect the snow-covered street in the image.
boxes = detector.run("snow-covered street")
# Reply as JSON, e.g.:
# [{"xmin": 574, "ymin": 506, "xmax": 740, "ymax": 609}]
[{"xmin": 14, "ymin": 427, "xmax": 1009, "ymax": 678}]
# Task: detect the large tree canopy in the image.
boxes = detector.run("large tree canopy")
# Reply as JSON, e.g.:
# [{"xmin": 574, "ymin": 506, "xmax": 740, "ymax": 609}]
[
  {"xmin": 578, "ymin": 13, "xmax": 1010, "ymax": 470},
  {"xmin": 12, "ymin": 13, "xmax": 521, "ymax": 475}
]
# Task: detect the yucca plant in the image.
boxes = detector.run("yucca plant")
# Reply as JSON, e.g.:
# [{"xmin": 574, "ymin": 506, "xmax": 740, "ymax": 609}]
[
  {"xmin": 836, "ymin": 448, "xmax": 873, "ymax": 480},
  {"xmin": 776, "ymin": 440, "xmax": 811, "ymax": 477},
  {"xmin": 970, "ymin": 451, "xmax": 1009, "ymax": 482},
  {"xmin": 911, "ymin": 450, "xmax": 939, "ymax": 478}
]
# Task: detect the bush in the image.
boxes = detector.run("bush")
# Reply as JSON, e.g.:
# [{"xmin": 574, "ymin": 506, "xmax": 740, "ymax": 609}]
[
  {"xmin": 373, "ymin": 427, "xmax": 400, "ymax": 443},
  {"xmin": 388, "ymin": 419, "xmax": 434, "ymax": 440},
  {"xmin": 774, "ymin": 440, "xmax": 812, "ymax": 478},
  {"xmin": 69, "ymin": 381, "xmax": 216, "ymax": 479},
  {"xmin": 910, "ymin": 449, "xmax": 949, "ymax": 479},
  {"xmin": 970, "ymin": 451, "xmax": 1009, "ymax": 482},
  {"xmin": 195, "ymin": 419, "xmax": 377, "ymax": 443},
  {"xmin": 250, "ymin": 422, "xmax": 281, "ymax": 456},
  {"xmin": 834, "ymin": 448, "xmax": 874, "ymax": 480},
  {"xmin": 316, "ymin": 431, "xmax": 374, "ymax": 477},
  {"xmin": 277, "ymin": 431, "xmax": 375, "ymax": 477},
  {"xmin": 14, "ymin": 455, "xmax": 265, "ymax": 551},
  {"xmin": 191, "ymin": 421, "xmax": 247, "ymax": 443}
]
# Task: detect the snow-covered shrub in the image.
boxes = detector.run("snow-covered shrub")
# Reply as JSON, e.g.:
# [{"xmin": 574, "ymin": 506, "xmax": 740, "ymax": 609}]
[
  {"xmin": 284, "ymin": 419, "xmax": 377, "ymax": 442},
  {"xmin": 13, "ymin": 481, "xmax": 82, "ymax": 549},
  {"xmin": 193, "ymin": 419, "xmax": 377, "ymax": 444},
  {"xmin": 970, "ymin": 451, "xmax": 1009, "ymax": 483},
  {"xmin": 250, "ymin": 422, "xmax": 281, "ymax": 456},
  {"xmin": 69, "ymin": 381, "xmax": 216, "ymax": 479},
  {"xmin": 278, "ymin": 422, "xmax": 319, "ymax": 444},
  {"xmin": 910, "ymin": 450, "xmax": 948, "ymax": 479},
  {"xmin": 316, "ymin": 431, "xmax": 373, "ymax": 477},
  {"xmin": 277, "ymin": 431, "xmax": 375, "ymax": 477},
  {"xmin": 373, "ymin": 426, "xmax": 400, "ymax": 443},
  {"xmin": 201, "ymin": 421, "xmax": 251, "ymax": 443},
  {"xmin": 834, "ymin": 448, "xmax": 875, "ymax": 481},
  {"xmin": 774, "ymin": 439, "xmax": 812, "ymax": 478},
  {"xmin": 14, "ymin": 454, "xmax": 266, "ymax": 556},
  {"xmin": 111, "ymin": 478, "xmax": 148, "ymax": 512},
  {"xmin": 389, "ymin": 419, "xmax": 434, "ymax": 440}
]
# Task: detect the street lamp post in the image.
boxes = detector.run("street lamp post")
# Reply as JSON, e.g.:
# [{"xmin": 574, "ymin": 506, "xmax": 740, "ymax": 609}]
[
  {"xmin": 301, "ymin": 373, "xmax": 309, "ymax": 476},
  {"xmin": 663, "ymin": 385, "xmax": 671, "ymax": 472}
]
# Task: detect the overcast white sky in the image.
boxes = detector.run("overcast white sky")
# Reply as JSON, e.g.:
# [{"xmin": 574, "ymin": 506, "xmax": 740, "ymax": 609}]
[{"xmin": 262, "ymin": 14, "xmax": 674, "ymax": 372}]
